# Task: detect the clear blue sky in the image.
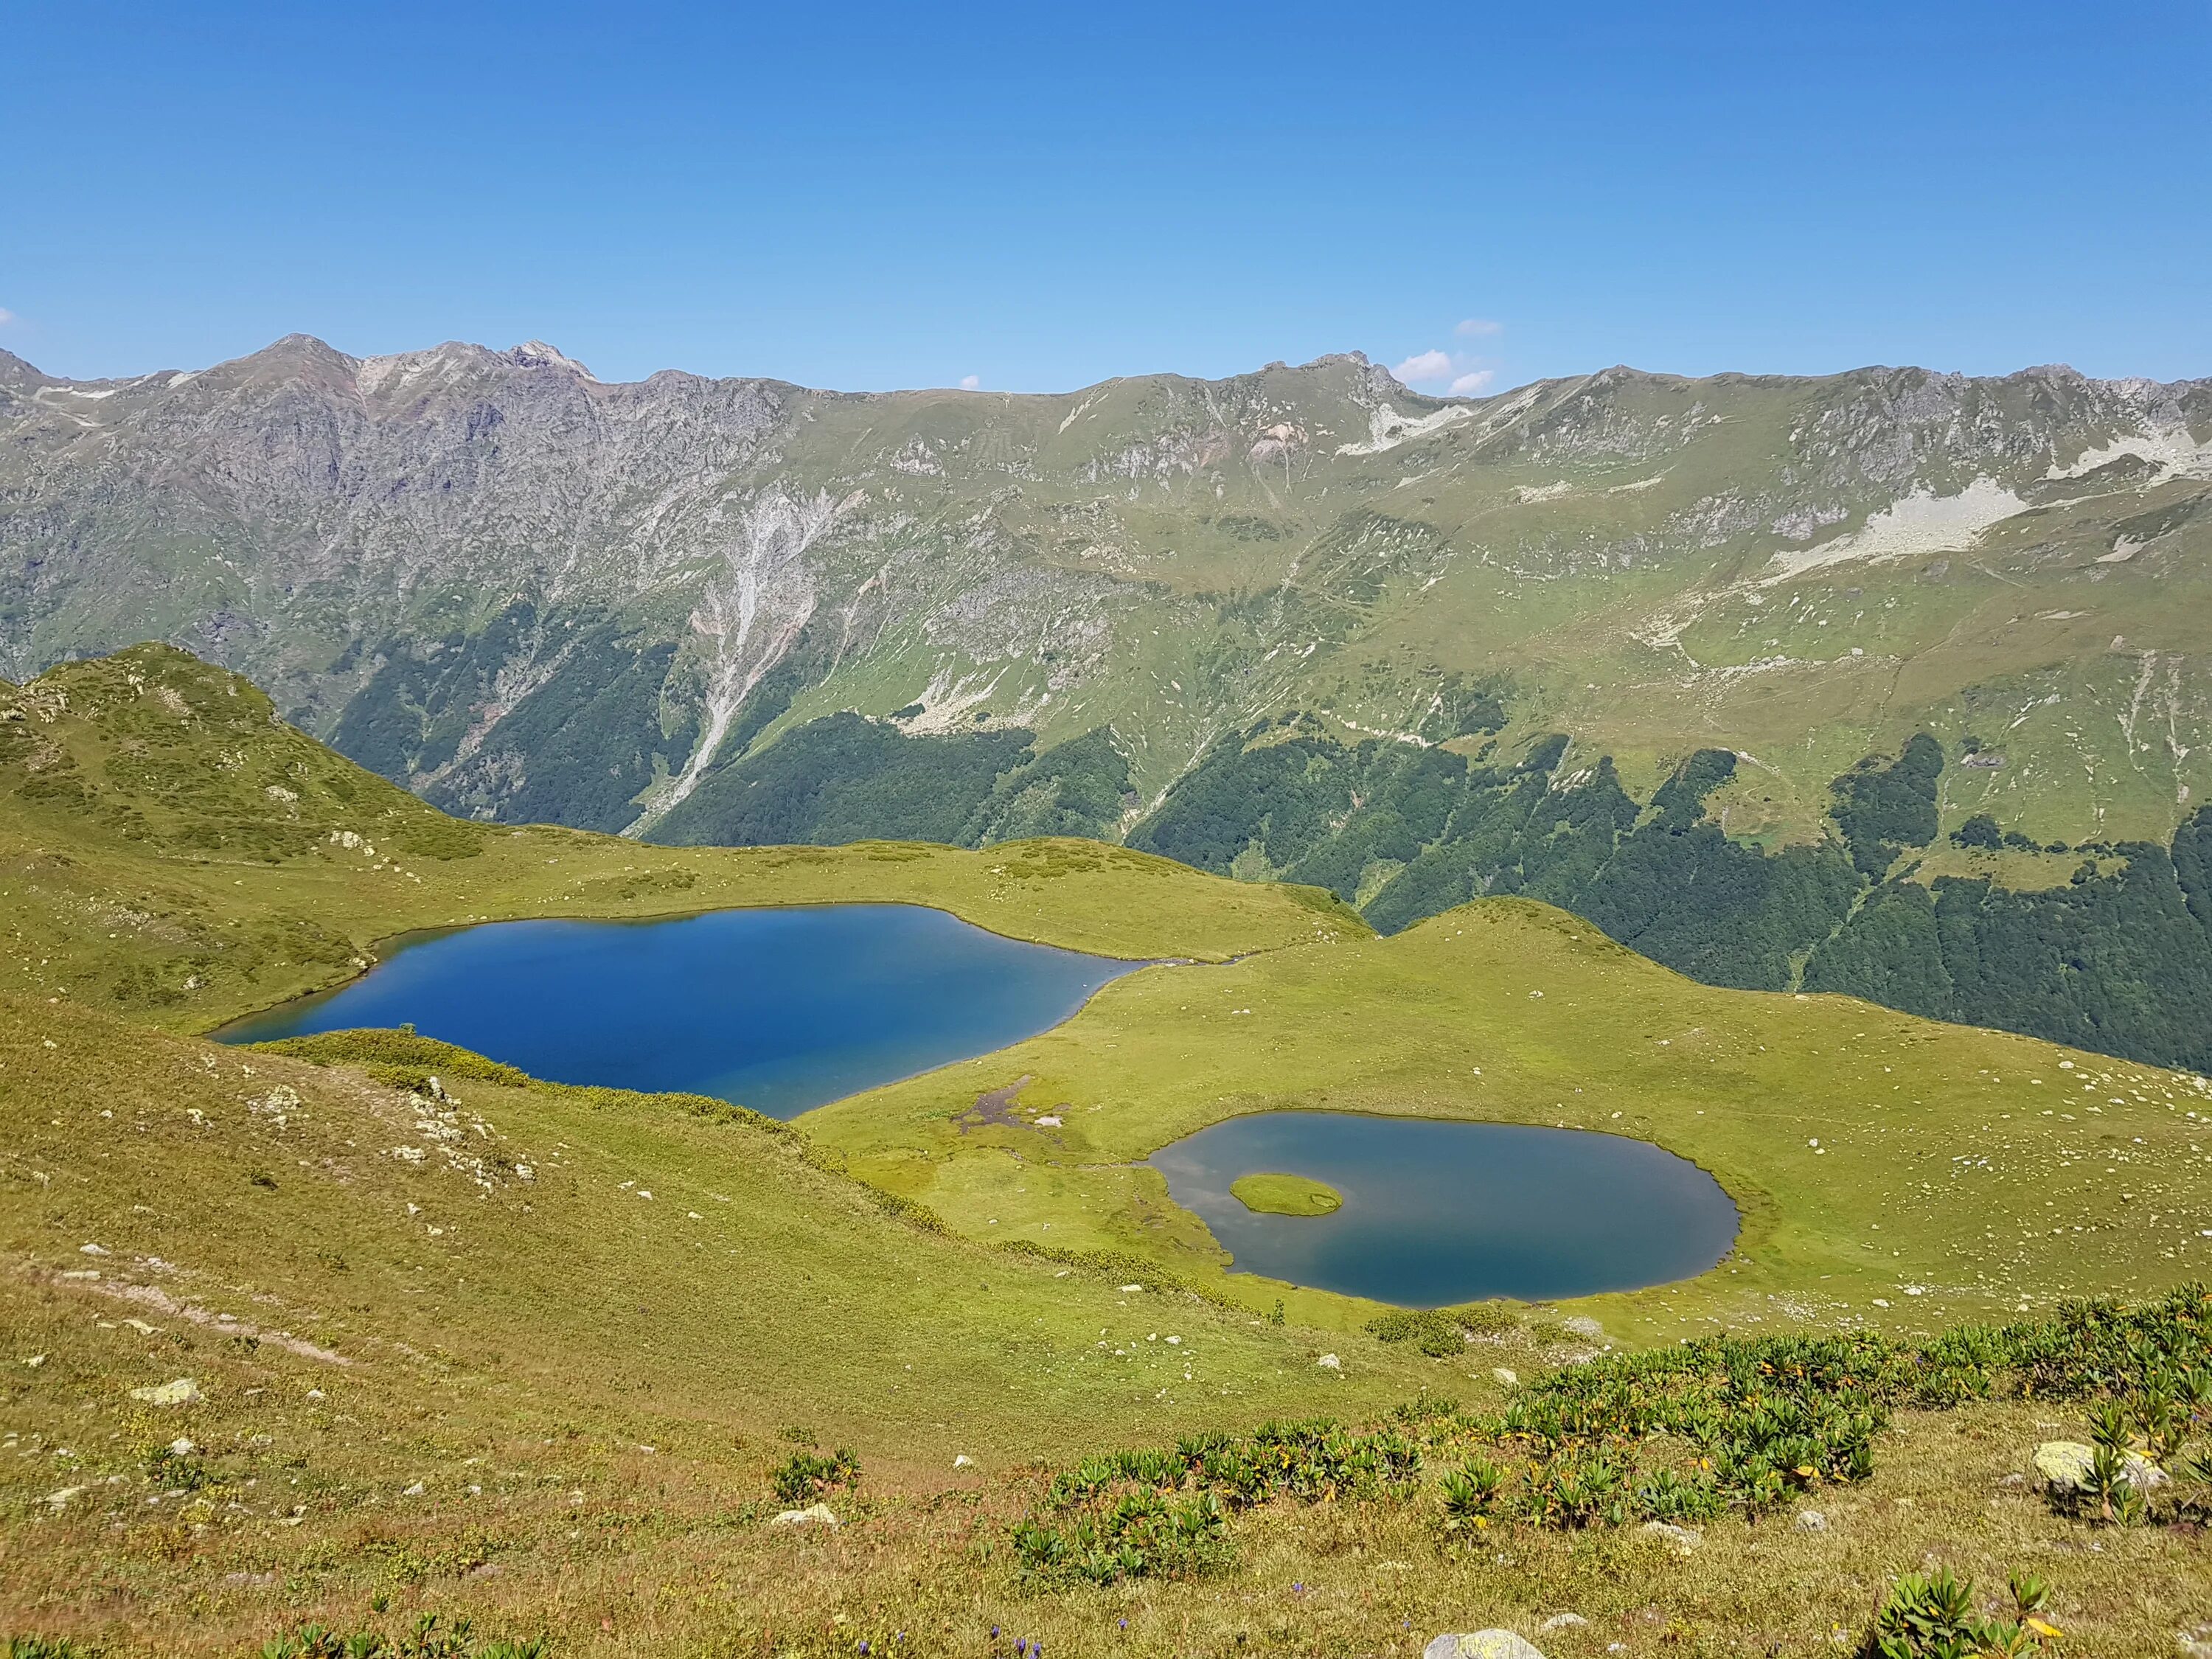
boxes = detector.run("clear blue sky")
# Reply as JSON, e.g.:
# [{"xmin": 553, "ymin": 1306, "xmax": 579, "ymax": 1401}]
[{"xmin": 6, "ymin": 1, "xmax": 2208, "ymax": 393}]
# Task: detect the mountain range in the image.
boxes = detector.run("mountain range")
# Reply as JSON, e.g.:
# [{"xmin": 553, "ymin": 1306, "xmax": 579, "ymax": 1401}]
[{"xmin": 4, "ymin": 335, "xmax": 2210, "ymax": 1062}]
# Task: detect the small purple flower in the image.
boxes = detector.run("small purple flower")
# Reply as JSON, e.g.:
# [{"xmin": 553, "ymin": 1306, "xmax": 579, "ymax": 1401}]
[{"xmin": 1119, "ymin": 1619, "xmax": 1128, "ymax": 1630}]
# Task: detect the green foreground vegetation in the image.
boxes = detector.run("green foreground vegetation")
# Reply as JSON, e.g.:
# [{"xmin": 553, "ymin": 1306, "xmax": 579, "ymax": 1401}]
[
  {"xmin": 1229, "ymin": 1175, "xmax": 1343, "ymax": 1217},
  {"xmin": 7, "ymin": 646, "xmax": 2212, "ymax": 1655}
]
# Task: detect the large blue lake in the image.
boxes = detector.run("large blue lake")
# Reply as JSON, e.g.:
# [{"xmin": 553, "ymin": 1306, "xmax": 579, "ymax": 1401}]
[
  {"xmin": 218, "ymin": 904, "xmax": 1143, "ymax": 1118},
  {"xmin": 1152, "ymin": 1111, "xmax": 1739, "ymax": 1305}
]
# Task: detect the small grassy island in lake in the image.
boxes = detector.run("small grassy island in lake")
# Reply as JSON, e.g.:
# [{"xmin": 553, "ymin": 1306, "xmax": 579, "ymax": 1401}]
[{"xmin": 1230, "ymin": 1172, "xmax": 1343, "ymax": 1216}]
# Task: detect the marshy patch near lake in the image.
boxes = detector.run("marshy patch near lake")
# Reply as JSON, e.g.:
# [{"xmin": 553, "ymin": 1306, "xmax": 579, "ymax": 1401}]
[
  {"xmin": 1151, "ymin": 1110, "xmax": 1739, "ymax": 1306},
  {"xmin": 218, "ymin": 904, "xmax": 1143, "ymax": 1118}
]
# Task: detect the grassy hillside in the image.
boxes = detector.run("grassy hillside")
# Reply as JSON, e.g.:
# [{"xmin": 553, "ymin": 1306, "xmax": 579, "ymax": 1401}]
[
  {"xmin": 9, "ymin": 999, "xmax": 2212, "ymax": 1656},
  {"xmin": 0, "ymin": 646, "xmax": 1363, "ymax": 1030},
  {"xmin": 10, "ymin": 644, "xmax": 2212, "ymax": 1655}
]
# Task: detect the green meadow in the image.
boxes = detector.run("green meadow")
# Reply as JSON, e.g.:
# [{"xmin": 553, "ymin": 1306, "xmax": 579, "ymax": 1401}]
[{"xmin": 8, "ymin": 647, "xmax": 2212, "ymax": 1657}]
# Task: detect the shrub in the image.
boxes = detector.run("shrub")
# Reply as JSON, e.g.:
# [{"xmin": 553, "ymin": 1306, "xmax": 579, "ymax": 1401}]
[
  {"xmin": 770, "ymin": 1447, "xmax": 860, "ymax": 1504},
  {"xmin": 1863, "ymin": 1567, "xmax": 2056, "ymax": 1658},
  {"xmin": 1012, "ymin": 1489, "xmax": 1229, "ymax": 1586}
]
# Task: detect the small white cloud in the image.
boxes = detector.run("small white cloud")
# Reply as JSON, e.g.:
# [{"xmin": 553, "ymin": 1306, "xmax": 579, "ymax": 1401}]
[
  {"xmin": 1449, "ymin": 369, "xmax": 1495, "ymax": 397},
  {"xmin": 1455, "ymin": 317, "xmax": 1503, "ymax": 338},
  {"xmin": 1391, "ymin": 349, "xmax": 1453, "ymax": 385},
  {"xmin": 0, "ymin": 309, "xmax": 16, "ymax": 327},
  {"xmin": 958, "ymin": 374, "xmax": 981, "ymax": 391}
]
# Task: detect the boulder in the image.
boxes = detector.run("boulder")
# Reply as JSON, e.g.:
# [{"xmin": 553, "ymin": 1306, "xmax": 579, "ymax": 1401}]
[
  {"xmin": 2034, "ymin": 1440, "xmax": 2166, "ymax": 1495},
  {"xmin": 1315, "ymin": 1352, "xmax": 1342, "ymax": 1371},
  {"xmin": 1794, "ymin": 1509, "xmax": 1828, "ymax": 1532},
  {"xmin": 1424, "ymin": 1634, "xmax": 1546, "ymax": 1659},
  {"xmin": 129, "ymin": 1378, "xmax": 202, "ymax": 1407},
  {"xmin": 1492, "ymin": 1367, "xmax": 1520, "ymax": 1388},
  {"xmin": 771, "ymin": 1503, "xmax": 839, "ymax": 1528},
  {"xmin": 1638, "ymin": 1520, "xmax": 1703, "ymax": 1554}
]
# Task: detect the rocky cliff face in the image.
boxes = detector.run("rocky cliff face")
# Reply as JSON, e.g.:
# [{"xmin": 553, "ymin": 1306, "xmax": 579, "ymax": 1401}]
[{"xmin": 3, "ymin": 336, "xmax": 2208, "ymax": 845}]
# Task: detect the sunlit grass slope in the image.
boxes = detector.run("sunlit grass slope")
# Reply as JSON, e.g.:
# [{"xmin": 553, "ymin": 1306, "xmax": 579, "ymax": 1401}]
[
  {"xmin": 0, "ymin": 645, "xmax": 1364, "ymax": 1029},
  {"xmin": 809, "ymin": 901, "xmax": 2212, "ymax": 1340},
  {"xmin": 0, "ymin": 994, "xmax": 1446, "ymax": 1647},
  {"xmin": 7, "ymin": 656, "xmax": 2212, "ymax": 1657},
  {"xmin": 8, "ymin": 994, "xmax": 2212, "ymax": 1657}
]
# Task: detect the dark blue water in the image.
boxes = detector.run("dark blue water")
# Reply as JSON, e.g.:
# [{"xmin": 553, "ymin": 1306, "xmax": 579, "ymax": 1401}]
[
  {"xmin": 218, "ymin": 905, "xmax": 1142, "ymax": 1117},
  {"xmin": 1150, "ymin": 1112, "xmax": 1738, "ymax": 1305}
]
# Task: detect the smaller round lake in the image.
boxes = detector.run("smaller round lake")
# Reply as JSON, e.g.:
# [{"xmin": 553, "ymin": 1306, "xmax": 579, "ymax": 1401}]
[
  {"xmin": 1151, "ymin": 1111, "xmax": 1739, "ymax": 1305},
  {"xmin": 218, "ymin": 905, "xmax": 1142, "ymax": 1118}
]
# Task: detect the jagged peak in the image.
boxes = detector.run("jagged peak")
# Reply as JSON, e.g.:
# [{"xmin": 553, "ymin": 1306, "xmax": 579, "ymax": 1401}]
[{"xmin": 508, "ymin": 340, "xmax": 597, "ymax": 379}]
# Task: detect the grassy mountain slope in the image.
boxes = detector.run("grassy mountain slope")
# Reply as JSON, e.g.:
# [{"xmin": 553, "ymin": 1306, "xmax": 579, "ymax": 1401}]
[
  {"xmin": 4, "ymin": 341, "xmax": 2206, "ymax": 855},
  {"xmin": 6, "ymin": 653, "xmax": 2212, "ymax": 1654},
  {"xmin": 0, "ymin": 646, "xmax": 1360, "ymax": 1029}
]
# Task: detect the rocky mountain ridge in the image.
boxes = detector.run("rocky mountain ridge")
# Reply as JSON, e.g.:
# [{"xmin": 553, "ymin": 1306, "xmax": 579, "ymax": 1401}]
[{"xmin": 2, "ymin": 333, "xmax": 2208, "ymax": 852}]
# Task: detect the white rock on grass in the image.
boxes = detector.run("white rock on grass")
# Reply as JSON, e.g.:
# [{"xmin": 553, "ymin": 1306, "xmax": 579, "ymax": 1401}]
[
  {"xmin": 1492, "ymin": 1367, "xmax": 1520, "ymax": 1388},
  {"xmin": 953, "ymin": 1454, "xmax": 973, "ymax": 1468},
  {"xmin": 129, "ymin": 1378, "xmax": 201, "ymax": 1407},
  {"xmin": 2177, "ymin": 1622, "xmax": 2212, "ymax": 1659},
  {"xmin": 46, "ymin": 1485, "xmax": 86, "ymax": 1509},
  {"xmin": 771, "ymin": 1503, "xmax": 839, "ymax": 1528},
  {"xmin": 1425, "ymin": 1632, "xmax": 1546, "ymax": 1659},
  {"xmin": 1539, "ymin": 1613, "xmax": 1589, "ymax": 1631},
  {"xmin": 1638, "ymin": 1520, "xmax": 1703, "ymax": 1554},
  {"xmin": 1315, "ymin": 1353, "xmax": 1342, "ymax": 1371},
  {"xmin": 1795, "ymin": 1509, "xmax": 1829, "ymax": 1531},
  {"xmin": 2034, "ymin": 1440, "xmax": 2166, "ymax": 1495}
]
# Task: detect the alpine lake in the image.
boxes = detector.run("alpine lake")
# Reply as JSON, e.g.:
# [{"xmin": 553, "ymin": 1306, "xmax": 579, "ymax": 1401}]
[{"xmin": 222, "ymin": 904, "xmax": 1739, "ymax": 1305}]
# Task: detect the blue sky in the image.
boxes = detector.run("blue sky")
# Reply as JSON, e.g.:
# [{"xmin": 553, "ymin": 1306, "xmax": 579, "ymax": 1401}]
[{"xmin": 6, "ymin": 1, "xmax": 2208, "ymax": 392}]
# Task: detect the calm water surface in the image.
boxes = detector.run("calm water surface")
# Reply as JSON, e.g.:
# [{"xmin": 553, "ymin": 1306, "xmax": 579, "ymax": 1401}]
[
  {"xmin": 1151, "ymin": 1111, "xmax": 1738, "ymax": 1304},
  {"xmin": 219, "ymin": 904, "xmax": 1141, "ymax": 1118}
]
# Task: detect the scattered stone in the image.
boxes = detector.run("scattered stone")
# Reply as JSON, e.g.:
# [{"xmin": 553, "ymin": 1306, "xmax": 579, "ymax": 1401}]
[
  {"xmin": 225, "ymin": 1571, "xmax": 280, "ymax": 1588},
  {"xmin": 1315, "ymin": 1353, "xmax": 1342, "ymax": 1371},
  {"xmin": 1492, "ymin": 1367, "xmax": 1520, "ymax": 1388},
  {"xmin": 46, "ymin": 1485, "xmax": 86, "ymax": 1509},
  {"xmin": 1638, "ymin": 1520, "xmax": 1703, "ymax": 1554},
  {"xmin": 130, "ymin": 1378, "xmax": 202, "ymax": 1407},
  {"xmin": 1118, "ymin": 1284, "xmax": 1143, "ymax": 1293},
  {"xmin": 79, "ymin": 1243, "xmax": 110, "ymax": 1256},
  {"xmin": 1540, "ymin": 1613, "xmax": 1589, "ymax": 1631},
  {"xmin": 771, "ymin": 1503, "xmax": 839, "ymax": 1528},
  {"xmin": 1562, "ymin": 1315, "xmax": 1604, "ymax": 1340},
  {"xmin": 167, "ymin": 1438, "xmax": 195, "ymax": 1457},
  {"xmin": 953, "ymin": 1454, "xmax": 973, "ymax": 1468},
  {"xmin": 402, "ymin": 1481, "xmax": 426, "ymax": 1497},
  {"xmin": 1424, "ymin": 1634, "xmax": 1546, "ymax": 1659},
  {"xmin": 22, "ymin": 1354, "xmax": 46, "ymax": 1368},
  {"xmin": 1795, "ymin": 1509, "xmax": 1829, "ymax": 1532},
  {"xmin": 2034, "ymin": 1440, "xmax": 2166, "ymax": 1495},
  {"xmin": 2177, "ymin": 1623, "xmax": 2212, "ymax": 1659}
]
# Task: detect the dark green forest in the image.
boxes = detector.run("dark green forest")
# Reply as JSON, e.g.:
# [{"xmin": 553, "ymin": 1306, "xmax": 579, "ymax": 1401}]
[{"xmin": 1125, "ymin": 715, "xmax": 2212, "ymax": 1073}]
